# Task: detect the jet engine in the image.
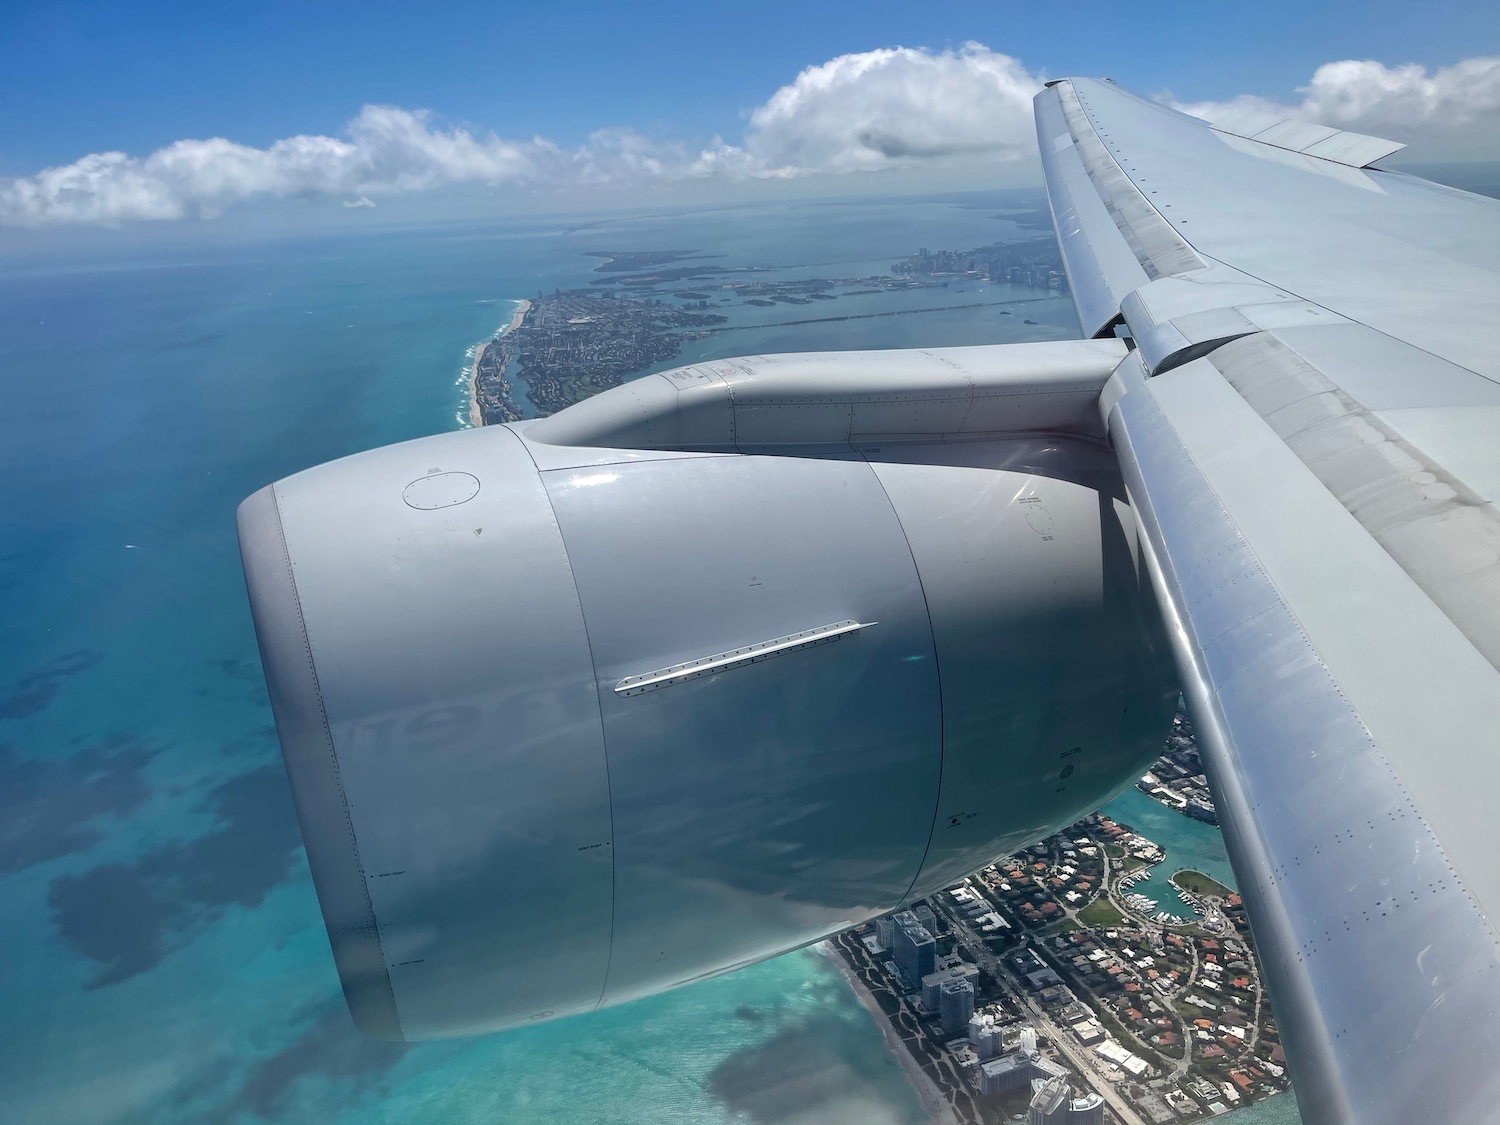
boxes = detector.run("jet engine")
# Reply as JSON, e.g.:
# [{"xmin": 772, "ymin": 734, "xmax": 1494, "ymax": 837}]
[{"xmin": 237, "ymin": 340, "xmax": 1177, "ymax": 1040}]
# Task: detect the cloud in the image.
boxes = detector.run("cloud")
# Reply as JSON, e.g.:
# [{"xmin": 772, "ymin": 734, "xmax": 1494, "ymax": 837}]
[
  {"xmin": 0, "ymin": 44, "xmax": 1044, "ymax": 226},
  {"xmin": 737, "ymin": 43, "xmax": 1044, "ymax": 174},
  {"xmin": 1173, "ymin": 56, "xmax": 1500, "ymax": 143},
  {"xmin": 0, "ymin": 107, "xmax": 542, "ymax": 225},
  {"xmin": 6, "ymin": 47, "xmax": 1498, "ymax": 226}
]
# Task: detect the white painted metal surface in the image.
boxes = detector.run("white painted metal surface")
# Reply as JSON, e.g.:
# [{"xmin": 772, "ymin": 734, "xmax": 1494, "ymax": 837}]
[
  {"xmin": 1040, "ymin": 75, "xmax": 1500, "ymax": 1125},
  {"xmin": 1061, "ymin": 77, "xmax": 1500, "ymax": 379}
]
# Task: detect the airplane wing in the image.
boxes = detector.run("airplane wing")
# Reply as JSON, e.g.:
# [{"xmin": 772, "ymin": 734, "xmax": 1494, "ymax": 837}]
[{"xmin": 1036, "ymin": 78, "xmax": 1500, "ymax": 1123}]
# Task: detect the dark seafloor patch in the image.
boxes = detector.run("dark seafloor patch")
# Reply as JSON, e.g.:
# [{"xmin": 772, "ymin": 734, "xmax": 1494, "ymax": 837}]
[
  {"xmin": 707, "ymin": 1013, "xmax": 917, "ymax": 1123},
  {"xmin": 0, "ymin": 649, "xmax": 103, "ymax": 719},
  {"xmin": 220, "ymin": 1006, "xmax": 408, "ymax": 1120},
  {"xmin": 0, "ymin": 735, "xmax": 160, "ymax": 871},
  {"xmin": 48, "ymin": 763, "xmax": 303, "ymax": 987}
]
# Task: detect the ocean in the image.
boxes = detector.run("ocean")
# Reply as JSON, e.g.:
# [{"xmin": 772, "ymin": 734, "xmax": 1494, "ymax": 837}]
[{"xmin": 0, "ymin": 193, "xmax": 1294, "ymax": 1124}]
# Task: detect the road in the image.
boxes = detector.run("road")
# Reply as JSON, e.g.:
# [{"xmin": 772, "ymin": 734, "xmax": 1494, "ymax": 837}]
[{"xmin": 935, "ymin": 894, "xmax": 1150, "ymax": 1125}]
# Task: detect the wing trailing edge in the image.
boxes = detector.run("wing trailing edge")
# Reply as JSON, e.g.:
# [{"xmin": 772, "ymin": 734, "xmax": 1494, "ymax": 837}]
[{"xmin": 1040, "ymin": 77, "xmax": 1500, "ymax": 1125}]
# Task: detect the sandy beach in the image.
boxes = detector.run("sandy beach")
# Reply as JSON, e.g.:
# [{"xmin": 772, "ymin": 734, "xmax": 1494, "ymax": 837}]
[
  {"xmin": 819, "ymin": 943, "xmax": 961, "ymax": 1125},
  {"xmin": 467, "ymin": 297, "xmax": 532, "ymax": 427}
]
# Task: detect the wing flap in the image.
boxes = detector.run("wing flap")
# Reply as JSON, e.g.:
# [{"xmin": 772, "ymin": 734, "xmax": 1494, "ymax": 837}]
[
  {"xmin": 1208, "ymin": 109, "xmax": 1406, "ymax": 168},
  {"xmin": 1108, "ymin": 353, "xmax": 1500, "ymax": 1125},
  {"xmin": 1040, "ymin": 77, "xmax": 1500, "ymax": 1120}
]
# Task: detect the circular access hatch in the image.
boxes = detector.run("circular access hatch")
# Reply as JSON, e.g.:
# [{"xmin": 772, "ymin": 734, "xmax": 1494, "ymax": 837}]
[{"xmin": 403, "ymin": 472, "xmax": 481, "ymax": 510}]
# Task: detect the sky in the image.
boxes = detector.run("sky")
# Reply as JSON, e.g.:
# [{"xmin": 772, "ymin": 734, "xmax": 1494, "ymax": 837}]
[{"xmin": 1, "ymin": 0, "xmax": 1498, "ymax": 235}]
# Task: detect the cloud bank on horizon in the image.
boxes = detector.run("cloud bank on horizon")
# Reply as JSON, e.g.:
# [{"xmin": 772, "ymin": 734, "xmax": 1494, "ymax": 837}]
[
  {"xmin": 1173, "ymin": 55, "xmax": 1500, "ymax": 139},
  {"xmin": 3, "ymin": 44, "xmax": 1497, "ymax": 227}
]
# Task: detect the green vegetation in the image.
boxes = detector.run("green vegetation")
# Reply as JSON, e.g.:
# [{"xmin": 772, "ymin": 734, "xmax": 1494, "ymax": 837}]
[
  {"xmin": 1078, "ymin": 897, "xmax": 1125, "ymax": 928},
  {"xmin": 1172, "ymin": 869, "xmax": 1233, "ymax": 898}
]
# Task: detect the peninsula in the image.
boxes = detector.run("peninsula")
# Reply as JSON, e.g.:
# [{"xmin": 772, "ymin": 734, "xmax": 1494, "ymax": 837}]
[{"xmin": 465, "ymin": 235, "xmax": 1069, "ymax": 425}]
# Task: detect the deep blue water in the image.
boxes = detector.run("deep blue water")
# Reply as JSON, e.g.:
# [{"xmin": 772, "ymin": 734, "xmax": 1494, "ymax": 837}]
[{"xmin": 0, "ymin": 195, "xmax": 1073, "ymax": 1125}]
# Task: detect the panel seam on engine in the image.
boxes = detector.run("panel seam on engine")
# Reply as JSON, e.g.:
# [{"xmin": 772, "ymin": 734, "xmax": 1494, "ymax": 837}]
[
  {"xmin": 860, "ymin": 454, "xmax": 949, "ymax": 908},
  {"xmin": 266, "ymin": 483, "xmax": 402, "ymax": 1037},
  {"xmin": 509, "ymin": 425, "xmax": 620, "ymax": 1012}
]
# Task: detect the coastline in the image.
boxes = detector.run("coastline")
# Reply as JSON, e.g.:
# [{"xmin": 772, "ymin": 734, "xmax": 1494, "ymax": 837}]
[
  {"xmin": 467, "ymin": 297, "xmax": 532, "ymax": 427},
  {"xmin": 819, "ymin": 943, "xmax": 960, "ymax": 1125}
]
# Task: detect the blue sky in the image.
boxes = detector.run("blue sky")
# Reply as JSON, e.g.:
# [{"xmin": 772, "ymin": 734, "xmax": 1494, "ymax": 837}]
[{"xmin": 1, "ymin": 0, "xmax": 1497, "ymax": 229}]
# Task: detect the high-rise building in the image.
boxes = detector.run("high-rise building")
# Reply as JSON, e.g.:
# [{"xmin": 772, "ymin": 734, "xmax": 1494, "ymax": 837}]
[
  {"xmin": 1065, "ymin": 1093, "xmax": 1104, "ymax": 1124},
  {"xmin": 921, "ymin": 963, "xmax": 979, "ymax": 1010},
  {"xmin": 1027, "ymin": 1076, "xmax": 1070, "ymax": 1123},
  {"xmin": 893, "ymin": 921, "xmax": 935, "ymax": 988},
  {"xmin": 968, "ymin": 1013, "xmax": 1004, "ymax": 1059},
  {"xmin": 940, "ymin": 978, "xmax": 976, "ymax": 1035},
  {"xmin": 912, "ymin": 903, "xmax": 938, "ymax": 938},
  {"xmin": 875, "ymin": 914, "xmax": 897, "ymax": 950},
  {"xmin": 980, "ymin": 1054, "xmax": 1032, "ymax": 1095},
  {"xmin": 1026, "ymin": 1079, "xmax": 1102, "ymax": 1124}
]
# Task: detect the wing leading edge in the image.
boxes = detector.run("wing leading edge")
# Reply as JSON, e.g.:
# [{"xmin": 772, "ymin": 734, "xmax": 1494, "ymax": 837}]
[{"xmin": 1039, "ymin": 79, "xmax": 1500, "ymax": 1124}]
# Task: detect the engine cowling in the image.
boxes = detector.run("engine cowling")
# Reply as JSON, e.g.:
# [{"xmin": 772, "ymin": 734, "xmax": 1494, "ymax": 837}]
[{"xmin": 238, "ymin": 344, "xmax": 1177, "ymax": 1041}]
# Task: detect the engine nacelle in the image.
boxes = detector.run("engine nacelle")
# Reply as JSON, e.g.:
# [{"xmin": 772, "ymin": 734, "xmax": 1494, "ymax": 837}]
[{"xmin": 238, "ymin": 343, "xmax": 1176, "ymax": 1040}]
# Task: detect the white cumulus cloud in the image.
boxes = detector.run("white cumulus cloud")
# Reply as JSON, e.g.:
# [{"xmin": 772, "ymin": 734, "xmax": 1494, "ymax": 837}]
[
  {"xmin": 0, "ymin": 106, "xmax": 548, "ymax": 225},
  {"xmin": 738, "ymin": 43, "xmax": 1044, "ymax": 173},
  {"xmin": 1174, "ymin": 55, "xmax": 1500, "ymax": 143},
  {"xmin": 0, "ymin": 43, "xmax": 1046, "ymax": 227},
  {"xmin": 6, "ymin": 46, "xmax": 1499, "ymax": 227}
]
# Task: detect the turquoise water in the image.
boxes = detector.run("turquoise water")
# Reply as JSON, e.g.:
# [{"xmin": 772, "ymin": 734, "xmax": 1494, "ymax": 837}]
[
  {"xmin": 1221, "ymin": 1091, "xmax": 1304, "ymax": 1124},
  {"xmin": 0, "ymin": 195, "xmax": 1062, "ymax": 1125},
  {"xmin": 0, "ymin": 192, "xmax": 1304, "ymax": 1125},
  {"xmin": 1101, "ymin": 785, "xmax": 1238, "ymax": 920}
]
